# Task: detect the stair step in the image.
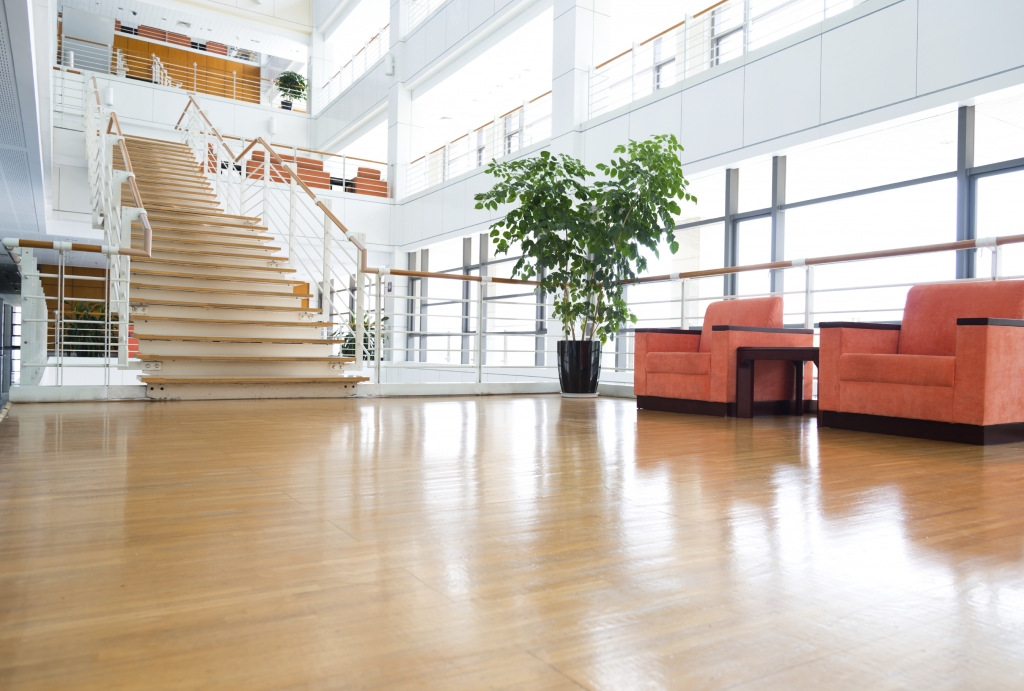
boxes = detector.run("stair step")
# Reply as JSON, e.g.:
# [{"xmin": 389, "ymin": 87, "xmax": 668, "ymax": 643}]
[
  {"xmin": 138, "ymin": 354, "xmax": 354, "ymax": 362},
  {"xmin": 131, "ymin": 282, "xmax": 311, "ymax": 298},
  {"xmin": 132, "ymin": 298, "xmax": 316, "ymax": 312},
  {"xmin": 138, "ymin": 224, "xmax": 270, "ymax": 240},
  {"xmin": 130, "ymin": 269, "xmax": 305, "ymax": 285},
  {"xmin": 131, "ymin": 257, "xmax": 296, "ymax": 273},
  {"xmin": 143, "ymin": 376, "xmax": 367, "ymax": 383},
  {"xmin": 138, "ymin": 245, "xmax": 281, "ymax": 260},
  {"xmin": 135, "ymin": 334, "xmax": 344, "ymax": 344},
  {"xmin": 131, "ymin": 316, "xmax": 331, "ymax": 327},
  {"xmin": 134, "ymin": 235, "xmax": 278, "ymax": 251},
  {"xmin": 132, "ymin": 232, "xmax": 274, "ymax": 247}
]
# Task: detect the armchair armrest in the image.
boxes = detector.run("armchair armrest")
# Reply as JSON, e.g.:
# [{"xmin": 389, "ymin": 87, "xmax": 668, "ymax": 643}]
[
  {"xmin": 708, "ymin": 328, "xmax": 815, "ymax": 403},
  {"xmin": 953, "ymin": 320, "xmax": 1024, "ymax": 425},
  {"xmin": 818, "ymin": 323, "xmax": 902, "ymax": 411},
  {"xmin": 634, "ymin": 329, "xmax": 702, "ymax": 396}
]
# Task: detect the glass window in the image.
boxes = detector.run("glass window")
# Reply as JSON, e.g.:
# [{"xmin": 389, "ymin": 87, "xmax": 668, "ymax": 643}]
[
  {"xmin": 785, "ymin": 180, "xmax": 957, "ymax": 323},
  {"xmin": 975, "ymin": 170, "xmax": 1024, "ymax": 279},
  {"xmin": 736, "ymin": 217, "xmax": 772, "ymax": 297},
  {"xmin": 737, "ymin": 158, "xmax": 773, "ymax": 213},
  {"xmin": 974, "ymin": 86, "xmax": 1024, "ymax": 167},
  {"xmin": 786, "ymin": 110, "xmax": 956, "ymax": 203}
]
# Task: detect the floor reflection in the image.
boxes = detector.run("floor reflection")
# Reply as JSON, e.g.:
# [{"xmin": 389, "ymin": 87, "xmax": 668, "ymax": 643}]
[{"xmin": 1, "ymin": 397, "xmax": 1023, "ymax": 689}]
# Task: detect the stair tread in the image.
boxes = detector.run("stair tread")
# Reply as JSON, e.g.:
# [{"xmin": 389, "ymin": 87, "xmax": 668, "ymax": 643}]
[
  {"xmin": 130, "ymin": 316, "xmax": 331, "ymax": 327},
  {"xmin": 138, "ymin": 354, "xmax": 354, "ymax": 362},
  {"xmin": 137, "ymin": 246, "xmax": 281, "ymax": 260},
  {"xmin": 138, "ymin": 238, "xmax": 281, "ymax": 251},
  {"xmin": 131, "ymin": 257, "xmax": 296, "ymax": 273},
  {"xmin": 144, "ymin": 377, "xmax": 367, "ymax": 383},
  {"xmin": 132, "ymin": 234, "xmax": 275, "ymax": 247},
  {"xmin": 136, "ymin": 334, "xmax": 345, "ymax": 344},
  {"xmin": 132, "ymin": 298, "xmax": 316, "ymax": 311},
  {"xmin": 131, "ymin": 282, "xmax": 311, "ymax": 297},
  {"xmin": 130, "ymin": 269, "xmax": 305, "ymax": 284}
]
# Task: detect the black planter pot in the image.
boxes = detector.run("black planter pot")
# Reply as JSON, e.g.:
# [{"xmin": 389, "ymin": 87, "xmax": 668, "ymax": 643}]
[
  {"xmin": 281, "ymin": 100, "xmax": 293, "ymax": 111},
  {"xmin": 557, "ymin": 340, "xmax": 601, "ymax": 397}
]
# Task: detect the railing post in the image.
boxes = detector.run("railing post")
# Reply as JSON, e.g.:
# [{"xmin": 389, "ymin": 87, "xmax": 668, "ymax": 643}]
[
  {"xmin": 262, "ymin": 146, "xmax": 270, "ymax": 222},
  {"xmin": 993, "ymin": 244, "xmax": 1003, "ymax": 280},
  {"xmin": 476, "ymin": 278, "xmax": 488, "ymax": 383},
  {"xmin": 355, "ymin": 266, "xmax": 365, "ymax": 367},
  {"xmin": 803, "ymin": 264, "xmax": 814, "ymax": 329},
  {"xmin": 237, "ymin": 138, "xmax": 246, "ymax": 216},
  {"xmin": 376, "ymin": 271, "xmax": 385, "ymax": 383},
  {"xmin": 288, "ymin": 171, "xmax": 296, "ymax": 261},
  {"xmin": 680, "ymin": 276, "xmax": 691, "ymax": 328},
  {"xmin": 682, "ymin": 15, "xmax": 692, "ymax": 80},
  {"xmin": 321, "ymin": 199, "xmax": 332, "ymax": 318},
  {"xmin": 631, "ymin": 42, "xmax": 639, "ymax": 100}
]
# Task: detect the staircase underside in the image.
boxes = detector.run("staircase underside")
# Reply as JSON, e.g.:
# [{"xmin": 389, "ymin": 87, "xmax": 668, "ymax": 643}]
[{"xmin": 119, "ymin": 135, "xmax": 368, "ymax": 400}]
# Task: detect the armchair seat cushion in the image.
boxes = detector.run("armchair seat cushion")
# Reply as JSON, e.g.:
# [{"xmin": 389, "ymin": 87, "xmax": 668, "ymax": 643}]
[
  {"xmin": 646, "ymin": 352, "xmax": 711, "ymax": 376},
  {"xmin": 839, "ymin": 353, "xmax": 955, "ymax": 388}
]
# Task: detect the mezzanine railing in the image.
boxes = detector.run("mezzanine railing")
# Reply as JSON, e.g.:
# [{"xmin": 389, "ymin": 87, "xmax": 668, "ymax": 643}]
[
  {"xmin": 406, "ymin": 91, "xmax": 552, "ymax": 196},
  {"xmin": 590, "ymin": 0, "xmax": 867, "ymax": 119}
]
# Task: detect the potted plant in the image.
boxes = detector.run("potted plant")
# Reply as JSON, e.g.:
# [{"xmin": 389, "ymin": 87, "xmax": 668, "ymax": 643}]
[
  {"xmin": 474, "ymin": 135, "xmax": 694, "ymax": 396},
  {"xmin": 275, "ymin": 70, "xmax": 307, "ymax": 110}
]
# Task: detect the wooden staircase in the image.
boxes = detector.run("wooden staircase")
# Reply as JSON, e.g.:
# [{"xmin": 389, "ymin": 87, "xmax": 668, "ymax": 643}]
[{"xmin": 116, "ymin": 135, "xmax": 369, "ymax": 400}]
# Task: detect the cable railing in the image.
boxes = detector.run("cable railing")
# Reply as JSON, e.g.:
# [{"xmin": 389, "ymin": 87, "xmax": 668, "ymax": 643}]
[
  {"xmin": 406, "ymin": 91, "xmax": 552, "ymax": 196},
  {"xmin": 363, "ymin": 234, "xmax": 1024, "ymax": 384},
  {"xmin": 56, "ymin": 35, "xmax": 273, "ymax": 107},
  {"xmin": 589, "ymin": 0, "xmax": 867, "ymax": 119},
  {"xmin": 319, "ymin": 25, "xmax": 390, "ymax": 112},
  {"xmin": 408, "ymin": 0, "xmax": 445, "ymax": 32},
  {"xmin": 217, "ymin": 134, "xmax": 390, "ymax": 198},
  {"xmin": 2, "ymin": 76, "xmax": 152, "ymax": 387}
]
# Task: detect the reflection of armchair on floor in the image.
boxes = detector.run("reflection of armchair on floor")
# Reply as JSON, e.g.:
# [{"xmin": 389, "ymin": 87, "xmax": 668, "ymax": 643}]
[
  {"xmin": 635, "ymin": 296, "xmax": 813, "ymax": 416},
  {"xmin": 818, "ymin": 281, "xmax": 1024, "ymax": 444}
]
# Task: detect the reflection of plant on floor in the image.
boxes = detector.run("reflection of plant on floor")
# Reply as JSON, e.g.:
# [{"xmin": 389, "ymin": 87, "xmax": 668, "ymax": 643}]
[
  {"xmin": 62, "ymin": 301, "xmax": 108, "ymax": 357},
  {"xmin": 333, "ymin": 315, "xmax": 389, "ymax": 360}
]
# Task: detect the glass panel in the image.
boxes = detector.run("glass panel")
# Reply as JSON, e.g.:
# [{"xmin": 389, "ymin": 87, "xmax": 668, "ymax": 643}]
[
  {"xmin": 975, "ymin": 87, "xmax": 1024, "ymax": 167},
  {"xmin": 738, "ymin": 158, "xmax": 773, "ymax": 213},
  {"xmin": 786, "ymin": 110, "xmax": 957, "ymax": 203},
  {"xmin": 786, "ymin": 180, "xmax": 957, "ymax": 323},
  {"xmin": 976, "ymin": 170, "xmax": 1024, "ymax": 279},
  {"xmin": 736, "ymin": 217, "xmax": 772, "ymax": 297}
]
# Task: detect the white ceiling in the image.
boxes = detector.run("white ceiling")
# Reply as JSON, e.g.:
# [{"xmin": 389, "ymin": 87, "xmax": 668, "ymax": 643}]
[{"xmin": 59, "ymin": 0, "xmax": 310, "ymax": 61}]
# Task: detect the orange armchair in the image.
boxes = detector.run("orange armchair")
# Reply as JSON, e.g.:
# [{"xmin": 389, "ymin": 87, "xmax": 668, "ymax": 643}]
[
  {"xmin": 818, "ymin": 280, "xmax": 1024, "ymax": 444},
  {"xmin": 635, "ymin": 296, "xmax": 814, "ymax": 416}
]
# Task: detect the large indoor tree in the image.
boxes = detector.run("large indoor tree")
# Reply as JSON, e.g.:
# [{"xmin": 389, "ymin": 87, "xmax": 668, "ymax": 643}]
[{"xmin": 474, "ymin": 134, "xmax": 695, "ymax": 344}]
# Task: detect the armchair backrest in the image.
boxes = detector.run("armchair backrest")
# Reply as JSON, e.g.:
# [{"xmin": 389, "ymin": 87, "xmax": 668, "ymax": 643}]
[
  {"xmin": 899, "ymin": 280, "xmax": 1024, "ymax": 356},
  {"xmin": 699, "ymin": 296, "xmax": 784, "ymax": 352}
]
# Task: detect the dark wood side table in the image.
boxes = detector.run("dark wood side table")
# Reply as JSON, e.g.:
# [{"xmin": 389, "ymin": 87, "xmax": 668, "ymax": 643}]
[{"xmin": 735, "ymin": 346, "xmax": 820, "ymax": 418}]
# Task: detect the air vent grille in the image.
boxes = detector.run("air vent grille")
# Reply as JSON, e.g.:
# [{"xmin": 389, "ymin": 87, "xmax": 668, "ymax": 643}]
[{"xmin": 0, "ymin": 12, "xmax": 26, "ymax": 148}]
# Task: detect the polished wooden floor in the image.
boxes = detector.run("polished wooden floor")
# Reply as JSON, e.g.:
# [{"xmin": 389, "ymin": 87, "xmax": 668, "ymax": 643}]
[{"xmin": 2, "ymin": 396, "xmax": 1024, "ymax": 690}]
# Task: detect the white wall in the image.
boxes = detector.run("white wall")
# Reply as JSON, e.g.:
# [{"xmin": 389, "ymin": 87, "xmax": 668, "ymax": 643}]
[
  {"xmin": 93, "ymin": 74, "xmax": 311, "ymax": 147},
  {"xmin": 580, "ymin": 0, "xmax": 1024, "ymax": 176}
]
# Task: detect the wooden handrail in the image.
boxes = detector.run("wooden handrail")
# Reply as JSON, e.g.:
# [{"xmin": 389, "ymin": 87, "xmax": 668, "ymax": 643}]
[
  {"xmin": 636, "ymin": 234, "xmax": 1024, "ymax": 284},
  {"xmin": 95, "ymin": 77, "xmax": 152, "ymax": 258}
]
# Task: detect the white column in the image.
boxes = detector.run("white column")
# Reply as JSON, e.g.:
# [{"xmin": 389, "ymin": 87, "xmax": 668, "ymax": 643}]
[
  {"xmin": 550, "ymin": 0, "xmax": 610, "ymax": 157},
  {"xmin": 387, "ymin": 0, "xmax": 416, "ymax": 199},
  {"xmin": 308, "ymin": 28, "xmax": 329, "ymax": 116}
]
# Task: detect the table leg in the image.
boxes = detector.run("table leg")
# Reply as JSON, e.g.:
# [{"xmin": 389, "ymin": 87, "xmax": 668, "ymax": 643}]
[
  {"xmin": 736, "ymin": 357, "xmax": 754, "ymax": 418},
  {"xmin": 794, "ymin": 360, "xmax": 804, "ymax": 416}
]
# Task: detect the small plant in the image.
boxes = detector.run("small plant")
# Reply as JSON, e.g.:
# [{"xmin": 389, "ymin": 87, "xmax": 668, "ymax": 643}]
[
  {"xmin": 275, "ymin": 71, "xmax": 307, "ymax": 102},
  {"xmin": 62, "ymin": 301, "xmax": 108, "ymax": 357},
  {"xmin": 334, "ymin": 315, "xmax": 389, "ymax": 361}
]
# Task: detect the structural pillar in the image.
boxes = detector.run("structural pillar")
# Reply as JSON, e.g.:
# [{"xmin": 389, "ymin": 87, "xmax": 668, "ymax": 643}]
[
  {"xmin": 956, "ymin": 105, "xmax": 976, "ymax": 279},
  {"xmin": 770, "ymin": 155, "xmax": 786, "ymax": 294},
  {"xmin": 723, "ymin": 168, "xmax": 740, "ymax": 296},
  {"xmin": 387, "ymin": 0, "xmax": 416, "ymax": 199},
  {"xmin": 550, "ymin": 0, "xmax": 610, "ymax": 157}
]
